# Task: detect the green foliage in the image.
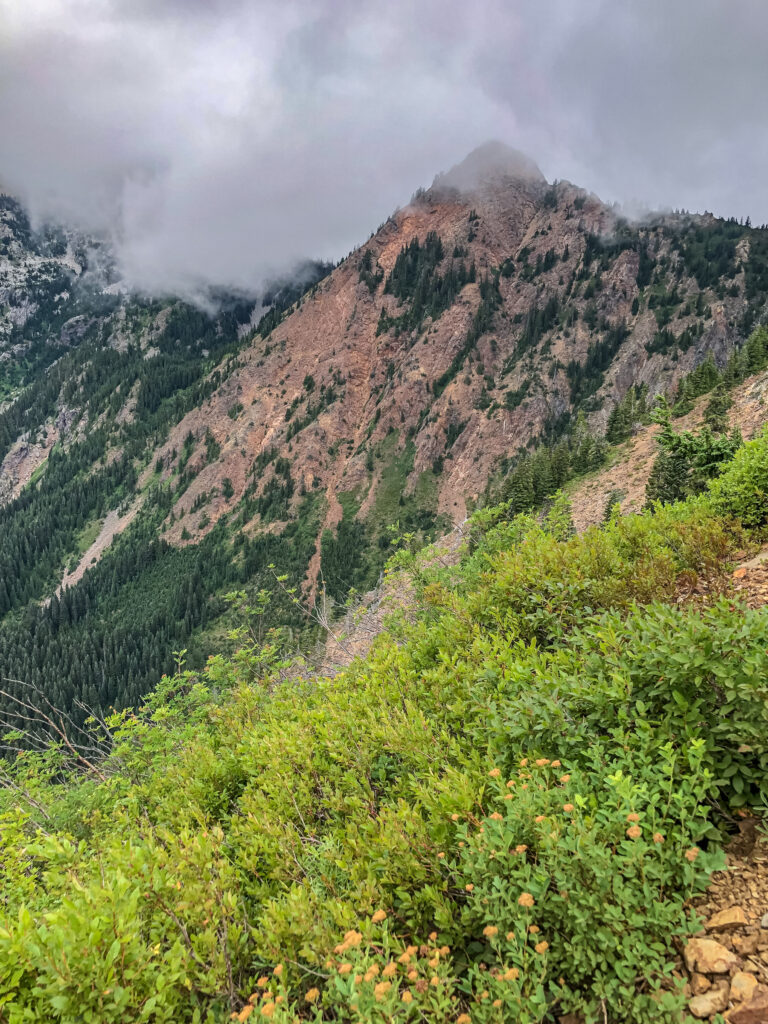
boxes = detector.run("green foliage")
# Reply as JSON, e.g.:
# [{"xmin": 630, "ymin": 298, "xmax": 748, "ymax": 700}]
[
  {"xmin": 708, "ymin": 426, "xmax": 768, "ymax": 526},
  {"xmin": 433, "ymin": 273, "xmax": 500, "ymax": 397},
  {"xmin": 358, "ymin": 248, "xmax": 384, "ymax": 294},
  {"xmin": 645, "ymin": 399, "xmax": 742, "ymax": 507},
  {"xmin": 703, "ymin": 383, "xmax": 732, "ymax": 433},
  {"xmin": 673, "ymin": 218, "xmax": 742, "ymax": 289},
  {"xmin": 566, "ymin": 320, "xmax": 628, "ymax": 406},
  {"xmin": 496, "ymin": 414, "xmax": 606, "ymax": 514},
  {"xmin": 1, "ymin": 452, "xmax": 765, "ymax": 1021},
  {"xmin": 380, "ymin": 232, "xmax": 474, "ymax": 336},
  {"xmin": 605, "ymin": 383, "xmax": 649, "ymax": 444}
]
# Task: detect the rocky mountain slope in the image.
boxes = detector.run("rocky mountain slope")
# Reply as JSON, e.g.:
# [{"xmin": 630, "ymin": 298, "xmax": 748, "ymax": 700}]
[
  {"xmin": 153, "ymin": 143, "xmax": 768, "ymax": 554},
  {"xmin": 1, "ymin": 142, "xmax": 768, "ymax": 717}
]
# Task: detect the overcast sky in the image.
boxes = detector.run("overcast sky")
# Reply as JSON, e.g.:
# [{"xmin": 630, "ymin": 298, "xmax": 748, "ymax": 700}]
[{"xmin": 1, "ymin": 0, "xmax": 766, "ymax": 297}]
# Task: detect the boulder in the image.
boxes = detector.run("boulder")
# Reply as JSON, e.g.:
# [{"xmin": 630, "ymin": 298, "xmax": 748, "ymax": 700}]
[
  {"xmin": 707, "ymin": 906, "xmax": 749, "ymax": 932},
  {"xmin": 689, "ymin": 981, "xmax": 729, "ymax": 1019},
  {"xmin": 691, "ymin": 973, "xmax": 711, "ymax": 995},
  {"xmin": 727, "ymin": 985, "xmax": 768, "ymax": 1024},
  {"xmin": 734, "ymin": 933, "xmax": 759, "ymax": 956},
  {"xmin": 731, "ymin": 972, "xmax": 758, "ymax": 1003},
  {"xmin": 684, "ymin": 937, "xmax": 741, "ymax": 975}
]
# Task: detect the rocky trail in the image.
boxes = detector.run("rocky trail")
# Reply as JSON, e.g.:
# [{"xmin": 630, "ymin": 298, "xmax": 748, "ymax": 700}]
[
  {"xmin": 662, "ymin": 555, "xmax": 768, "ymax": 1024},
  {"xmin": 675, "ymin": 829, "xmax": 768, "ymax": 1022}
]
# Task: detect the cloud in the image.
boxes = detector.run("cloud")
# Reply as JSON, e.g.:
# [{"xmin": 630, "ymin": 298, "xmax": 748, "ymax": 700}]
[{"xmin": 1, "ymin": 0, "xmax": 766, "ymax": 297}]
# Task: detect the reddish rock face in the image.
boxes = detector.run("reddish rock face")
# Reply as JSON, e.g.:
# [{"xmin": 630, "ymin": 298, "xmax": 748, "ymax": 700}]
[{"xmin": 150, "ymin": 157, "xmax": 757, "ymax": 579}]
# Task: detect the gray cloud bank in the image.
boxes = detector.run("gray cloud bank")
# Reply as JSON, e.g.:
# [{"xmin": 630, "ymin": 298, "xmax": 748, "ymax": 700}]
[{"xmin": 1, "ymin": 0, "xmax": 767, "ymax": 297}]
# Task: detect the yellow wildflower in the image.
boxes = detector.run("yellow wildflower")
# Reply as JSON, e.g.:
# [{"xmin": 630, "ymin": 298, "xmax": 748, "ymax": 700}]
[
  {"xmin": 373, "ymin": 981, "xmax": 392, "ymax": 1001},
  {"xmin": 371, "ymin": 909, "xmax": 387, "ymax": 924},
  {"xmin": 401, "ymin": 990, "xmax": 413, "ymax": 1003},
  {"xmin": 483, "ymin": 925, "xmax": 499, "ymax": 938},
  {"xmin": 653, "ymin": 832, "xmax": 664, "ymax": 844},
  {"xmin": 338, "ymin": 963, "xmax": 352, "ymax": 975},
  {"xmin": 626, "ymin": 825, "xmax": 642, "ymax": 840},
  {"xmin": 535, "ymin": 940, "xmax": 549, "ymax": 953},
  {"xmin": 488, "ymin": 768, "xmax": 501, "ymax": 778},
  {"xmin": 382, "ymin": 962, "xmax": 397, "ymax": 978},
  {"xmin": 685, "ymin": 847, "xmax": 700, "ymax": 863},
  {"xmin": 518, "ymin": 892, "xmax": 535, "ymax": 907}
]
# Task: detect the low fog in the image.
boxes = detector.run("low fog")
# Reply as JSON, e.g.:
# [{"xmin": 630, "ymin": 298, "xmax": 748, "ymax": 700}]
[{"xmin": 1, "ymin": 0, "xmax": 766, "ymax": 297}]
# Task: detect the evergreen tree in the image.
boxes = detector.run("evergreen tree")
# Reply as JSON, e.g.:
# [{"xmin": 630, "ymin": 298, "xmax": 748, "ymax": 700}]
[{"xmin": 703, "ymin": 383, "xmax": 732, "ymax": 434}]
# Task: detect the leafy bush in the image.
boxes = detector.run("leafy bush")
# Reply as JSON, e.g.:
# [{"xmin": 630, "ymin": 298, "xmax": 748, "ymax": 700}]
[
  {"xmin": 1, "ymin": 443, "xmax": 767, "ymax": 1022},
  {"xmin": 708, "ymin": 426, "xmax": 768, "ymax": 526}
]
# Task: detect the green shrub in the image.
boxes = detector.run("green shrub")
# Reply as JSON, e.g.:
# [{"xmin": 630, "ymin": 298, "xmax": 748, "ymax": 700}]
[
  {"xmin": 708, "ymin": 426, "xmax": 768, "ymax": 526},
  {"xmin": 1, "ymin": 449, "xmax": 767, "ymax": 1021}
]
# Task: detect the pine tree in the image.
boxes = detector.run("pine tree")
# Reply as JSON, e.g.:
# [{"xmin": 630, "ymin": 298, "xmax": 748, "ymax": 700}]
[{"xmin": 703, "ymin": 383, "xmax": 732, "ymax": 433}]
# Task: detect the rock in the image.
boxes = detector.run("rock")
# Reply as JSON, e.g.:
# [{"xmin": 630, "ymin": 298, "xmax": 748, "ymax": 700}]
[
  {"xmin": 734, "ymin": 933, "xmax": 760, "ymax": 956},
  {"xmin": 691, "ymin": 973, "xmax": 712, "ymax": 995},
  {"xmin": 761, "ymin": 913, "xmax": 768, "ymax": 930},
  {"xmin": 684, "ymin": 937, "xmax": 741, "ymax": 975},
  {"xmin": 689, "ymin": 981, "xmax": 730, "ymax": 1019},
  {"xmin": 731, "ymin": 972, "xmax": 759, "ymax": 1003},
  {"xmin": 726, "ymin": 985, "xmax": 768, "ymax": 1024},
  {"xmin": 708, "ymin": 906, "xmax": 749, "ymax": 931}
]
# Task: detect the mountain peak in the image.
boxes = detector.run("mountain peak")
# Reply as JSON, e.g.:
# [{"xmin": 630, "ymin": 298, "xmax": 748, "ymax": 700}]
[{"xmin": 431, "ymin": 141, "xmax": 546, "ymax": 194}]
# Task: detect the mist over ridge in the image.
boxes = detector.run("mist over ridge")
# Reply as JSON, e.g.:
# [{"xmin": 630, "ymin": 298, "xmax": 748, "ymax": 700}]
[{"xmin": 1, "ymin": 0, "xmax": 767, "ymax": 298}]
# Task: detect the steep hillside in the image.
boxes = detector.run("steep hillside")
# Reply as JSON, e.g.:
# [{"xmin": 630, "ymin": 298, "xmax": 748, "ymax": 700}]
[
  {"xmin": 569, "ymin": 364, "xmax": 768, "ymax": 529},
  {"xmin": 1, "ymin": 143, "xmax": 768, "ymax": 722},
  {"xmin": 3, "ymin": 432, "xmax": 768, "ymax": 1023},
  {"xmin": 149, "ymin": 144, "xmax": 768, "ymax": 582}
]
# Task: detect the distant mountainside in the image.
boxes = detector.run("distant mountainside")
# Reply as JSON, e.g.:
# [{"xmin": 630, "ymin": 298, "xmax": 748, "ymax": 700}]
[{"xmin": 1, "ymin": 143, "xmax": 768, "ymax": 724}]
